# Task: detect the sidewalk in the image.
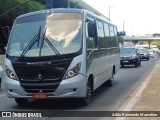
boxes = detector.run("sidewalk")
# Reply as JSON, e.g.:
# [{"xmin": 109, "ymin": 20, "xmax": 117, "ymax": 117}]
[
  {"xmin": 132, "ymin": 60, "xmax": 160, "ymax": 112},
  {"xmin": 115, "ymin": 54, "xmax": 160, "ymax": 120}
]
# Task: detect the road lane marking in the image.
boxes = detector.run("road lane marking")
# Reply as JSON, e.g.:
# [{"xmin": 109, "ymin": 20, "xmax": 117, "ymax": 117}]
[
  {"xmin": 0, "ymin": 94, "xmax": 7, "ymax": 98},
  {"xmin": 114, "ymin": 60, "xmax": 158, "ymax": 120}
]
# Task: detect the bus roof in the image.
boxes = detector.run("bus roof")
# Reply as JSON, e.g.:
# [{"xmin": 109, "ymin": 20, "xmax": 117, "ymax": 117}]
[{"xmin": 17, "ymin": 8, "xmax": 115, "ymax": 26}]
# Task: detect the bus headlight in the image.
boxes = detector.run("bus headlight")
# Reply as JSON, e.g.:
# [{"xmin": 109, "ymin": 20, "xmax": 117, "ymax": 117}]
[
  {"xmin": 63, "ymin": 63, "xmax": 81, "ymax": 80},
  {"xmin": 5, "ymin": 67, "xmax": 18, "ymax": 80}
]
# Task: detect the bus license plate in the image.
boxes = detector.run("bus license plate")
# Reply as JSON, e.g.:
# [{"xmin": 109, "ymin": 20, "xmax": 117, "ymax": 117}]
[
  {"xmin": 123, "ymin": 61, "xmax": 128, "ymax": 63},
  {"xmin": 32, "ymin": 93, "xmax": 48, "ymax": 99}
]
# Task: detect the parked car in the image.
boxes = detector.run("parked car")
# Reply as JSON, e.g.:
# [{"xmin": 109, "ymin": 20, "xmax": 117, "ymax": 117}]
[
  {"xmin": 139, "ymin": 48, "xmax": 150, "ymax": 60},
  {"xmin": 0, "ymin": 66, "xmax": 3, "ymax": 89},
  {"xmin": 148, "ymin": 50, "xmax": 155, "ymax": 58},
  {"xmin": 120, "ymin": 47, "xmax": 141, "ymax": 67}
]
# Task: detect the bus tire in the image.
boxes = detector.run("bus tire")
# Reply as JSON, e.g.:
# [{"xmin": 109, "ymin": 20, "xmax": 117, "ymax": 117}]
[
  {"xmin": 80, "ymin": 82, "xmax": 92, "ymax": 106},
  {"xmin": 108, "ymin": 73, "xmax": 114, "ymax": 86},
  {"xmin": 15, "ymin": 98, "xmax": 28, "ymax": 105}
]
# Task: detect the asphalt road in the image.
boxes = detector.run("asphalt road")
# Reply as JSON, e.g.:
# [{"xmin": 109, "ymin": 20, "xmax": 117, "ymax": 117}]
[{"xmin": 0, "ymin": 57, "xmax": 157, "ymax": 120}]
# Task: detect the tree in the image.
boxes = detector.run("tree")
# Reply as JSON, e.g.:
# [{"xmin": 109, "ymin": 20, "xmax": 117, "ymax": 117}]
[
  {"xmin": 117, "ymin": 36, "xmax": 124, "ymax": 43},
  {"xmin": 0, "ymin": 0, "xmax": 45, "ymax": 48},
  {"xmin": 0, "ymin": 0, "xmax": 45, "ymax": 28},
  {"xmin": 151, "ymin": 40, "xmax": 160, "ymax": 46}
]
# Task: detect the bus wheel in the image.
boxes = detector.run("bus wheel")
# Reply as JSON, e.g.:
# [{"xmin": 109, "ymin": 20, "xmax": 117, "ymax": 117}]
[
  {"xmin": 15, "ymin": 98, "xmax": 28, "ymax": 105},
  {"xmin": 80, "ymin": 83, "xmax": 92, "ymax": 106},
  {"xmin": 108, "ymin": 73, "xmax": 114, "ymax": 86}
]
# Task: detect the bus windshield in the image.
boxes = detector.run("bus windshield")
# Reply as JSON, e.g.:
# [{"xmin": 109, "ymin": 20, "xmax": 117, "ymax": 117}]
[{"xmin": 7, "ymin": 13, "xmax": 83, "ymax": 57}]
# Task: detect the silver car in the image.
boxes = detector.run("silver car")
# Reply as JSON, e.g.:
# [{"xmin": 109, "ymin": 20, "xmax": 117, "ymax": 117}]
[
  {"xmin": 148, "ymin": 50, "xmax": 155, "ymax": 58},
  {"xmin": 0, "ymin": 66, "xmax": 3, "ymax": 89},
  {"xmin": 139, "ymin": 48, "xmax": 150, "ymax": 60}
]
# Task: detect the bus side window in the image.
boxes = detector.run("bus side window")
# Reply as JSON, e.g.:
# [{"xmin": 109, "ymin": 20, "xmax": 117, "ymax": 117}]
[
  {"xmin": 113, "ymin": 27, "xmax": 118, "ymax": 47},
  {"xmin": 96, "ymin": 20, "xmax": 105, "ymax": 49},
  {"xmin": 103, "ymin": 23, "xmax": 111, "ymax": 48},
  {"xmin": 86, "ymin": 19, "xmax": 97, "ymax": 50},
  {"xmin": 110, "ymin": 25, "xmax": 118, "ymax": 47},
  {"xmin": 109, "ymin": 25, "xmax": 115, "ymax": 47}
]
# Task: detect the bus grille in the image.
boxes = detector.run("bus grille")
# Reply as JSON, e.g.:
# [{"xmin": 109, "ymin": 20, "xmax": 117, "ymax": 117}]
[{"xmin": 12, "ymin": 58, "xmax": 72, "ymax": 93}]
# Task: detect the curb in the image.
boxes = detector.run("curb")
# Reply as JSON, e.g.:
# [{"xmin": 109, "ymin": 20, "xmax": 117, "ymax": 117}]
[{"xmin": 114, "ymin": 58, "xmax": 160, "ymax": 120}]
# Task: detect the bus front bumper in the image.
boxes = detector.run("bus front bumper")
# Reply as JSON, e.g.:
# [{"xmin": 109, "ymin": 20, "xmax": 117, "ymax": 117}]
[{"xmin": 4, "ymin": 74, "xmax": 87, "ymax": 99}]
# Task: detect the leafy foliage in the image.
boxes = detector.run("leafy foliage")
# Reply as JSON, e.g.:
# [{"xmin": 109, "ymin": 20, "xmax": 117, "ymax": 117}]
[
  {"xmin": 151, "ymin": 40, "xmax": 160, "ymax": 46},
  {"xmin": 0, "ymin": 0, "xmax": 45, "ymax": 27},
  {"xmin": 117, "ymin": 36, "xmax": 124, "ymax": 43}
]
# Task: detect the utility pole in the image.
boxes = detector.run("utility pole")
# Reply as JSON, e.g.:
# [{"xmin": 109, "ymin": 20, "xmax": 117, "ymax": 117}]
[{"xmin": 109, "ymin": 6, "xmax": 114, "ymax": 20}]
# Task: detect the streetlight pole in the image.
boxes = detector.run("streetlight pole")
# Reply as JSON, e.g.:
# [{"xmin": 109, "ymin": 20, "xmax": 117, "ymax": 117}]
[
  {"xmin": 109, "ymin": 6, "xmax": 114, "ymax": 20},
  {"xmin": 123, "ymin": 20, "xmax": 125, "ymax": 32},
  {"xmin": 123, "ymin": 20, "xmax": 127, "ymax": 32},
  {"xmin": 131, "ymin": 27, "xmax": 132, "ymax": 37},
  {"xmin": 122, "ymin": 20, "xmax": 127, "ymax": 47}
]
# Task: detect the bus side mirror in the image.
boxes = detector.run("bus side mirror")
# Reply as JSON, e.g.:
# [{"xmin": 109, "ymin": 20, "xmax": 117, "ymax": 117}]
[{"xmin": 88, "ymin": 21, "xmax": 96, "ymax": 38}]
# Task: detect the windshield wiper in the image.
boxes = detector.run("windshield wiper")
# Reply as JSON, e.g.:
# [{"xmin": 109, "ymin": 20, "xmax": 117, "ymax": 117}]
[
  {"xmin": 39, "ymin": 27, "xmax": 46, "ymax": 56},
  {"xmin": 37, "ymin": 26, "xmax": 41, "ymax": 47},
  {"xmin": 44, "ymin": 37, "xmax": 61, "ymax": 56},
  {"xmin": 39, "ymin": 27, "xmax": 60, "ymax": 56},
  {"xmin": 19, "ymin": 26, "xmax": 41, "ymax": 60}
]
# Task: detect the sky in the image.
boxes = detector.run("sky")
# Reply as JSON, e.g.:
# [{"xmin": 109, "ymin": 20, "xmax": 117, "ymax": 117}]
[{"xmin": 83, "ymin": 0, "xmax": 160, "ymax": 36}]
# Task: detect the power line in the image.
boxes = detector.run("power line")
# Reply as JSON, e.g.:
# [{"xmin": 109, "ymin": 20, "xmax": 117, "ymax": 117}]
[{"xmin": 0, "ymin": 0, "xmax": 30, "ymax": 17}]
